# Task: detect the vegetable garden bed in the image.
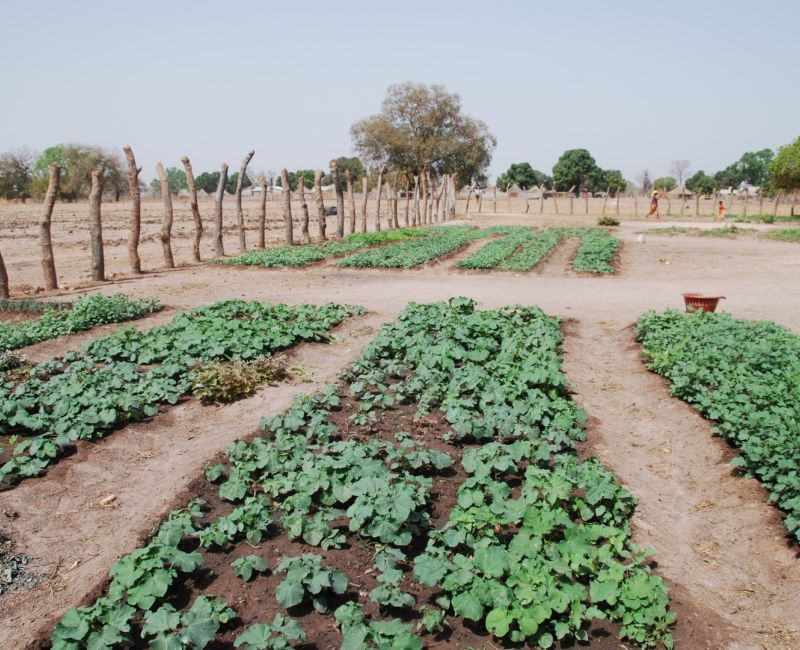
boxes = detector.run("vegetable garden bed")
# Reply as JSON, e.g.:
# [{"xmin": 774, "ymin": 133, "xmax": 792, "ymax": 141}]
[
  {"xmin": 50, "ymin": 298, "xmax": 675, "ymax": 650},
  {"xmin": 0, "ymin": 301, "xmax": 361, "ymax": 489},
  {"xmin": 637, "ymin": 309, "xmax": 800, "ymax": 543},
  {"xmin": 0, "ymin": 293, "xmax": 162, "ymax": 352},
  {"xmin": 217, "ymin": 229, "xmax": 429, "ymax": 268}
]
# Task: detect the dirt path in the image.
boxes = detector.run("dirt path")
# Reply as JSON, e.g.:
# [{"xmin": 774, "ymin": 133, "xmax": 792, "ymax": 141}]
[
  {"xmin": 0, "ymin": 311, "xmax": 389, "ymax": 649},
  {"xmin": 533, "ymin": 235, "xmax": 582, "ymax": 276},
  {"xmin": 562, "ymin": 319, "xmax": 800, "ymax": 650}
]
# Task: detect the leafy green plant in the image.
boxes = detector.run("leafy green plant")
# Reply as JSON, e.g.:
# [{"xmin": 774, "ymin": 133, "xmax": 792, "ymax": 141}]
[
  {"xmin": 572, "ymin": 229, "xmax": 620, "ymax": 273},
  {"xmin": 0, "ymin": 293, "xmax": 161, "ymax": 352},
  {"xmin": 274, "ymin": 554, "xmax": 348, "ymax": 613},
  {"xmin": 369, "ymin": 547, "xmax": 415, "ymax": 609},
  {"xmin": 457, "ymin": 227, "xmax": 535, "ymax": 269},
  {"xmin": 234, "ymin": 614, "xmax": 306, "ymax": 650},
  {"xmin": 141, "ymin": 596, "xmax": 235, "ymax": 648},
  {"xmin": 597, "ymin": 215, "xmax": 620, "ymax": 226},
  {"xmin": 764, "ymin": 227, "xmax": 800, "ymax": 241},
  {"xmin": 231, "ymin": 555, "xmax": 269, "ymax": 582},
  {"xmin": 417, "ymin": 606, "xmax": 448, "ymax": 634},
  {"xmin": 190, "ymin": 358, "xmax": 285, "ymax": 403},
  {"xmin": 637, "ymin": 309, "xmax": 800, "ymax": 541},
  {"xmin": 334, "ymin": 602, "xmax": 423, "ymax": 650}
]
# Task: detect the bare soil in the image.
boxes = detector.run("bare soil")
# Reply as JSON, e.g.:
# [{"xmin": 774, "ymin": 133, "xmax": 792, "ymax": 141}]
[{"xmin": 1, "ymin": 205, "xmax": 799, "ymax": 649}]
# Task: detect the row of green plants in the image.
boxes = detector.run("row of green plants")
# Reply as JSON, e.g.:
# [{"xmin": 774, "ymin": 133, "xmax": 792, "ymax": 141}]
[
  {"xmin": 456, "ymin": 227, "xmax": 537, "ymax": 269},
  {"xmin": 52, "ymin": 298, "xmax": 674, "ymax": 649},
  {"xmin": 337, "ymin": 226, "xmax": 503, "ymax": 268},
  {"xmin": 217, "ymin": 229, "xmax": 429, "ymax": 267},
  {"xmin": 0, "ymin": 300, "xmax": 360, "ymax": 488},
  {"xmin": 0, "ymin": 293, "xmax": 162, "ymax": 352},
  {"xmin": 637, "ymin": 309, "xmax": 800, "ymax": 542},
  {"xmin": 572, "ymin": 229, "xmax": 621, "ymax": 273}
]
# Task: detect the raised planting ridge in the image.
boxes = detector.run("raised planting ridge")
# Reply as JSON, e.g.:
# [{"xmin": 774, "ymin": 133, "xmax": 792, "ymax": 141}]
[
  {"xmin": 0, "ymin": 293, "xmax": 162, "ymax": 352},
  {"xmin": 456, "ymin": 226, "xmax": 537, "ymax": 269},
  {"xmin": 51, "ymin": 298, "xmax": 674, "ymax": 649},
  {"xmin": 637, "ymin": 308, "xmax": 800, "ymax": 542},
  {"xmin": 216, "ymin": 228, "xmax": 429, "ymax": 267},
  {"xmin": 0, "ymin": 300, "xmax": 361, "ymax": 488},
  {"xmin": 337, "ymin": 226, "xmax": 507, "ymax": 268},
  {"xmin": 572, "ymin": 229, "xmax": 621, "ymax": 273}
]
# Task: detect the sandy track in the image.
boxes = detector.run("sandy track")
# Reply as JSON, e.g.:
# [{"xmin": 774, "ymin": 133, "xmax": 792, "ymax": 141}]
[
  {"xmin": 0, "ymin": 311, "xmax": 389, "ymax": 649},
  {"xmin": 563, "ymin": 320, "xmax": 800, "ymax": 649}
]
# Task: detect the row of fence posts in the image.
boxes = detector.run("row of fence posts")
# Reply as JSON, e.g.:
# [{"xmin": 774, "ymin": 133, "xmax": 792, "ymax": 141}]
[{"xmin": 0, "ymin": 148, "xmax": 461, "ymax": 298}]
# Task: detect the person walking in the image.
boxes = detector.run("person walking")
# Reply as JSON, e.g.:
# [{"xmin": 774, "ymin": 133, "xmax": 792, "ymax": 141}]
[
  {"xmin": 716, "ymin": 200, "xmax": 727, "ymax": 222},
  {"xmin": 647, "ymin": 191, "xmax": 661, "ymax": 219}
]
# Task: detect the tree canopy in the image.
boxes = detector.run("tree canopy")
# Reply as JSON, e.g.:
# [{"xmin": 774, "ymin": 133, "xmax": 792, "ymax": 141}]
[
  {"xmin": 0, "ymin": 148, "xmax": 35, "ymax": 200},
  {"xmin": 496, "ymin": 163, "xmax": 551, "ymax": 191},
  {"xmin": 653, "ymin": 176, "xmax": 677, "ymax": 191},
  {"xmin": 149, "ymin": 167, "xmax": 188, "ymax": 197},
  {"xmin": 601, "ymin": 169, "xmax": 627, "ymax": 195},
  {"xmin": 769, "ymin": 137, "xmax": 800, "ymax": 192},
  {"xmin": 551, "ymin": 149, "xmax": 603, "ymax": 193},
  {"xmin": 351, "ymin": 82, "xmax": 495, "ymax": 187},
  {"xmin": 31, "ymin": 144, "xmax": 125, "ymax": 200},
  {"xmin": 685, "ymin": 170, "xmax": 715, "ymax": 195}
]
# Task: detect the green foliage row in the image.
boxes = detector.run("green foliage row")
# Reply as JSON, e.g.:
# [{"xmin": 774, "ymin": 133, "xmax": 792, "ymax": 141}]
[
  {"xmin": 0, "ymin": 300, "xmax": 360, "ymax": 488},
  {"xmin": 572, "ymin": 229, "xmax": 620, "ymax": 273},
  {"xmin": 456, "ymin": 227, "xmax": 536, "ymax": 269},
  {"xmin": 0, "ymin": 293, "xmax": 161, "ymax": 352},
  {"xmin": 338, "ymin": 226, "xmax": 499, "ymax": 268},
  {"xmin": 499, "ymin": 229, "xmax": 567, "ymax": 271},
  {"xmin": 636, "ymin": 309, "xmax": 800, "ymax": 541},
  {"xmin": 764, "ymin": 227, "xmax": 800, "ymax": 241},
  {"xmin": 218, "ymin": 228, "xmax": 428, "ymax": 267}
]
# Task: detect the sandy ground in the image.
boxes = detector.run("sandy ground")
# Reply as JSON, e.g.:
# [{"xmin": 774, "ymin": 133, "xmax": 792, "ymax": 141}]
[{"xmin": 0, "ymin": 205, "xmax": 799, "ymax": 649}]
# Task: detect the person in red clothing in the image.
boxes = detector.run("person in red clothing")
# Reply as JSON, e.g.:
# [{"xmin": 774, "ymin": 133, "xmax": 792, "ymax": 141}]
[
  {"xmin": 717, "ymin": 200, "xmax": 727, "ymax": 222},
  {"xmin": 647, "ymin": 191, "xmax": 661, "ymax": 219}
]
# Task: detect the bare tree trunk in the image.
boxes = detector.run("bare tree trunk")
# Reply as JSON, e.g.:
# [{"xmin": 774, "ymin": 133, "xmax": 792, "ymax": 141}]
[
  {"xmin": 329, "ymin": 160, "xmax": 345, "ymax": 238},
  {"xmin": 314, "ymin": 169, "xmax": 327, "ymax": 239},
  {"xmin": 181, "ymin": 156, "xmax": 203, "ymax": 261},
  {"xmin": 478, "ymin": 192, "xmax": 483, "ymax": 213},
  {"xmin": 358, "ymin": 176, "xmax": 368, "ymax": 232},
  {"xmin": 448, "ymin": 176, "xmax": 457, "ymax": 220},
  {"xmin": 404, "ymin": 178, "xmax": 411, "ymax": 226},
  {"xmin": 280, "ymin": 168, "xmax": 293, "ymax": 245},
  {"xmin": 213, "ymin": 163, "xmax": 229, "ymax": 257},
  {"xmin": 123, "ymin": 146, "xmax": 141, "ymax": 273},
  {"xmin": 88, "ymin": 169, "xmax": 105, "ymax": 281},
  {"xmin": 345, "ymin": 169, "xmax": 356, "ymax": 233},
  {"xmin": 257, "ymin": 175, "xmax": 267, "ymax": 248},
  {"xmin": 420, "ymin": 170, "xmax": 428, "ymax": 225},
  {"xmin": 773, "ymin": 193, "xmax": 781, "ymax": 217},
  {"xmin": 0, "ymin": 247, "xmax": 8, "ymax": 299},
  {"xmin": 39, "ymin": 164, "xmax": 60, "ymax": 290},
  {"xmin": 297, "ymin": 175, "xmax": 311, "ymax": 243},
  {"xmin": 426, "ymin": 171, "xmax": 434, "ymax": 222},
  {"xmin": 694, "ymin": 193, "xmax": 700, "ymax": 217},
  {"xmin": 465, "ymin": 186, "xmax": 474, "ymax": 214},
  {"xmin": 236, "ymin": 149, "xmax": 255, "ymax": 252},
  {"xmin": 666, "ymin": 192, "xmax": 673, "ymax": 216},
  {"xmin": 553, "ymin": 194, "xmax": 559, "ymax": 215},
  {"xmin": 392, "ymin": 187, "xmax": 399, "ymax": 228},
  {"xmin": 412, "ymin": 176, "xmax": 420, "ymax": 226},
  {"xmin": 434, "ymin": 177, "xmax": 443, "ymax": 223},
  {"xmin": 374, "ymin": 166, "xmax": 385, "ymax": 232},
  {"xmin": 569, "ymin": 192, "xmax": 574, "ymax": 215},
  {"xmin": 616, "ymin": 191, "xmax": 620, "ymax": 216},
  {"xmin": 791, "ymin": 189, "xmax": 798, "ymax": 216},
  {"xmin": 601, "ymin": 190, "xmax": 609, "ymax": 215},
  {"xmin": 156, "ymin": 162, "xmax": 175, "ymax": 268}
]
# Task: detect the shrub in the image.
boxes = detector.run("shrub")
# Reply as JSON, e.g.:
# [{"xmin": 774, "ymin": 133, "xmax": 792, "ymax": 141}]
[
  {"xmin": 190, "ymin": 358, "xmax": 286, "ymax": 403},
  {"xmin": 597, "ymin": 215, "xmax": 620, "ymax": 226}
]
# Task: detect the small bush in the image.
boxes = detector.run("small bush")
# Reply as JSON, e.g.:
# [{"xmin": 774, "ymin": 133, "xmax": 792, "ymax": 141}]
[
  {"xmin": 597, "ymin": 215, "xmax": 619, "ymax": 226},
  {"xmin": 190, "ymin": 358, "xmax": 286, "ymax": 403}
]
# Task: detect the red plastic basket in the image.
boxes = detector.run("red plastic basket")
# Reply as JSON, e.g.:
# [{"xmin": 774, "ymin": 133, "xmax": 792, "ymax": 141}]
[{"xmin": 682, "ymin": 293, "xmax": 725, "ymax": 313}]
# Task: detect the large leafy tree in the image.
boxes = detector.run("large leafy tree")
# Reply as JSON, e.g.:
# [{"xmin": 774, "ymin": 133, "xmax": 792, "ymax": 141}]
[
  {"xmin": 0, "ymin": 148, "xmax": 35, "ymax": 200},
  {"xmin": 768, "ymin": 137, "xmax": 800, "ymax": 193},
  {"xmin": 195, "ymin": 171, "xmax": 220, "ymax": 194},
  {"xmin": 685, "ymin": 170, "xmax": 715, "ymax": 195},
  {"xmin": 714, "ymin": 148, "xmax": 775, "ymax": 189},
  {"xmin": 275, "ymin": 170, "xmax": 315, "ymax": 191},
  {"xmin": 149, "ymin": 167, "xmax": 188, "ymax": 196},
  {"xmin": 31, "ymin": 144, "xmax": 125, "ymax": 201},
  {"xmin": 496, "ymin": 162, "xmax": 551, "ymax": 191},
  {"xmin": 653, "ymin": 176, "xmax": 677, "ymax": 191},
  {"xmin": 225, "ymin": 172, "xmax": 253, "ymax": 194},
  {"xmin": 351, "ymin": 82, "xmax": 496, "ymax": 187},
  {"xmin": 601, "ymin": 169, "xmax": 627, "ymax": 195},
  {"xmin": 551, "ymin": 149, "xmax": 603, "ymax": 193}
]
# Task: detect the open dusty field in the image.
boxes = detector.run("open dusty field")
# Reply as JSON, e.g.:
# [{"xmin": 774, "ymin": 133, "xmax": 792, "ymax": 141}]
[{"xmin": 0, "ymin": 202, "xmax": 798, "ymax": 649}]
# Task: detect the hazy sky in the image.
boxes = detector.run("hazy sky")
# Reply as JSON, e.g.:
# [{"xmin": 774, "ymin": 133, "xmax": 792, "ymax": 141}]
[{"xmin": 1, "ymin": 0, "xmax": 797, "ymax": 185}]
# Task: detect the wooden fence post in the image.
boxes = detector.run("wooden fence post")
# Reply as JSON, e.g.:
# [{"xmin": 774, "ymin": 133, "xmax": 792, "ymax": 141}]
[
  {"xmin": 553, "ymin": 194, "xmax": 559, "ymax": 215},
  {"xmin": 539, "ymin": 188, "xmax": 544, "ymax": 214},
  {"xmin": 39, "ymin": 164, "xmax": 60, "ymax": 290},
  {"xmin": 600, "ymin": 189, "xmax": 609, "ymax": 215},
  {"xmin": 680, "ymin": 192, "xmax": 687, "ymax": 216},
  {"xmin": 634, "ymin": 193, "xmax": 639, "ymax": 218},
  {"xmin": 412, "ymin": 176, "xmax": 420, "ymax": 225},
  {"xmin": 345, "ymin": 169, "xmax": 356, "ymax": 234},
  {"xmin": 695, "ymin": 193, "xmax": 700, "ymax": 217},
  {"xmin": 791, "ymin": 189, "xmax": 798, "ymax": 216},
  {"xmin": 569, "ymin": 192, "xmax": 574, "ymax": 215},
  {"xmin": 374, "ymin": 166, "xmax": 385, "ymax": 232},
  {"xmin": 297, "ymin": 175, "xmax": 311, "ymax": 243},
  {"xmin": 360, "ymin": 176, "xmax": 369, "ymax": 232},
  {"xmin": 330, "ymin": 160, "xmax": 345, "ymax": 238},
  {"xmin": 257, "ymin": 175, "xmax": 267, "ymax": 248},
  {"xmin": 235, "ymin": 149, "xmax": 255, "ymax": 253},
  {"xmin": 585, "ymin": 192, "xmax": 589, "ymax": 215},
  {"xmin": 419, "ymin": 170, "xmax": 428, "ymax": 225},
  {"xmin": 465, "ymin": 185, "xmax": 473, "ymax": 214},
  {"xmin": 0, "ymin": 247, "xmax": 9, "ymax": 299},
  {"xmin": 448, "ymin": 176, "xmax": 457, "ymax": 220},
  {"xmin": 616, "ymin": 191, "xmax": 620, "ymax": 216},
  {"xmin": 426, "ymin": 171, "xmax": 435, "ymax": 221},
  {"xmin": 404, "ymin": 178, "xmax": 411, "ymax": 227},
  {"xmin": 314, "ymin": 169, "xmax": 327, "ymax": 239},
  {"xmin": 280, "ymin": 169, "xmax": 294, "ymax": 245},
  {"xmin": 478, "ymin": 192, "xmax": 483, "ymax": 213},
  {"xmin": 773, "ymin": 193, "xmax": 781, "ymax": 217},
  {"xmin": 493, "ymin": 186, "xmax": 497, "ymax": 213},
  {"xmin": 393, "ymin": 187, "xmax": 400, "ymax": 228},
  {"xmin": 181, "ymin": 156, "xmax": 203, "ymax": 261},
  {"xmin": 156, "ymin": 162, "xmax": 175, "ymax": 268},
  {"xmin": 758, "ymin": 192, "xmax": 764, "ymax": 216},
  {"xmin": 123, "ymin": 146, "xmax": 141, "ymax": 273},
  {"xmin": 213, "ymin": 163, "xmax": 228, "ymax": 257},
  {"xmin": 743, "ymin": 191, "xmax": 749, "ymax": 218},
  {"xmin": 88, "ymin": 169, "xmax": 105, "ymax": 281}
]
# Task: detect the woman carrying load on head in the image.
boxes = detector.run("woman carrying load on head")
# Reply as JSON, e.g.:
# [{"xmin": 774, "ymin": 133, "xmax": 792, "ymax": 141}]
[{"xmin": 647, "ymin": 190, "xmax": 661, "ymax": 219}]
